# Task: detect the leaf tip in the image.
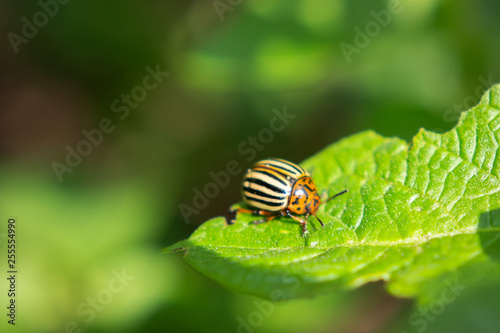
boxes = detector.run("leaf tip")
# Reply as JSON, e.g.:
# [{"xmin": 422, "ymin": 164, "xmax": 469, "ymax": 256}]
[
  {"xmin": 163, "ymin": 240, "xmax": 191, "ymax": 254},
  {"xmin": 481, "ymin": 83, "xmax": 500, "ymax": 110}
]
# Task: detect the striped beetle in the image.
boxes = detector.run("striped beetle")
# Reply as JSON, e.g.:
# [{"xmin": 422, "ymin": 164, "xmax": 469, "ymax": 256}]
[{"xmin": 230, "ymin": 158, "xmax": 347, "ymax": 236}]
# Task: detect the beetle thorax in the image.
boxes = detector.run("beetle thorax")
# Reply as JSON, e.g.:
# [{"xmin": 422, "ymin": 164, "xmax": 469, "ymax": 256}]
[{"xmin": 288, "ymin": 176, "xmax": 321, "ymax": 215}]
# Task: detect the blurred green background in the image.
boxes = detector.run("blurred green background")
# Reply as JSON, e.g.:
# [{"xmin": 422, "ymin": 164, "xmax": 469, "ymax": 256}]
[{"xmin": 1, "ymin": 1, "xmax": 500, "ymax": 332}]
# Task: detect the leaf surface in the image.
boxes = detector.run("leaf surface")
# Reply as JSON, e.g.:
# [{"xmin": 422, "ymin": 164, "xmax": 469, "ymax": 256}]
[{"xmin": 167, "ymin": 85, "xmax": 500, "ymax": 301}]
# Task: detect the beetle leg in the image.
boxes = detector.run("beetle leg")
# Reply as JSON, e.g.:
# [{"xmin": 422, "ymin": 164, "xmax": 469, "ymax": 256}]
[
  {"xmin": 232, "ymin": 207, "xmax": 274, "ymax": 215},
  {"xmin": 313, "ymin": 213, "xmax": 325, "ymax": 227},
  {"xmin": 252, "ymin": 214, "xmax": 279, "ymax": 225},
  {"xmin": 286, "ymin": 211, "xmax": 308, "ymax": 236},
  {"xmin": 230, "ymin": 207, "xmax": 277, "ymax": 225},
  {"xmin": 228, "ymin": 207, "xmax": 240, "ymax": 225},
  {"xmin": 229, "ymin": 206, "xmax": 259, "ymax": 214}
]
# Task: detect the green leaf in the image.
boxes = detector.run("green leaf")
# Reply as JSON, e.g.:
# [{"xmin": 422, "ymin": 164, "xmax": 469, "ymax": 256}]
[{"xmin": 166, "ymin": 84, "xmax": 500, "ymax": 301}]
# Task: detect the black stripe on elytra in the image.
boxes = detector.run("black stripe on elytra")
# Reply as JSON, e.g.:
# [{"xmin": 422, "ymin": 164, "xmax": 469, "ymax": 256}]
[
  {"xmin": 245, "ymin": 177, "xmax": 287, "ymax": 194},
  {"xmin": 247, "ymin": 197, "xmax": 284, "ymax": 207},
  {"xmin": 253, "ymin": 169, "xmax": 288, "ymax": 186},
  {"xmin": 272, "ymin": 160, "xmax": 304, "ymax": 174},
  {"xmin": 243, "ymin": 186, "xmax": 286, "ymax": 200},
  {"xmin": 278, "ymin": 160, "xmax": 304, "ymax": 173},
  {"xmin": 266, "ymin": 162, "xmax": 302, "ymax": 176},
  {"xmin": 302, "ymin": 184, "xmax": 315, "ymax": 192}
]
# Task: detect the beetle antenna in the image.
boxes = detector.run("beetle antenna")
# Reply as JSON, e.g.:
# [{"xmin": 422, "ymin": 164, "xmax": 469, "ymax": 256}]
[{"xmin": 324, "ymin": 189, "xmax": 348, "ymax": 202}]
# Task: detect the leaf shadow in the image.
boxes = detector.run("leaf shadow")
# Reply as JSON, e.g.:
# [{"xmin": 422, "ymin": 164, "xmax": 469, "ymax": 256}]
[{"xmin": 478, "ymin": 208, "xmax": 500, "ymax": 263}]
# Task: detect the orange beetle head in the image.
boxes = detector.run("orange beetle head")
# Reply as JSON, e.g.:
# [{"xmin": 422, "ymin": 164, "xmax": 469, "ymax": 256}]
[{"xmin": 288, "ymin": 177, "xmax": 321, "ymax": 215}]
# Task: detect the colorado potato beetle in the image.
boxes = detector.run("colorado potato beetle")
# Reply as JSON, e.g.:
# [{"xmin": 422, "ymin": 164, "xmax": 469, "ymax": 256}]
[{"xmin": 230, "ymin": 158, "xmax": 347, "ymax": 236}]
